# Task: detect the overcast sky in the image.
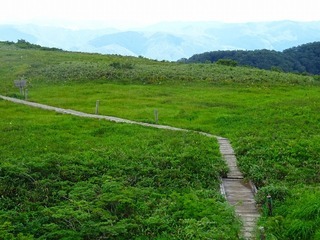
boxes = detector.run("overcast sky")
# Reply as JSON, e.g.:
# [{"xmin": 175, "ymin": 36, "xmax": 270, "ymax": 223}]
[{"xmin": 1, "ymin": 0, "xmax": 319, "ymax": 29}]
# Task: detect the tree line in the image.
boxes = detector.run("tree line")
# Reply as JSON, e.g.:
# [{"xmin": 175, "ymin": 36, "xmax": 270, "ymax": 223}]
[
  {"xmin": 180, "ymin": 42, "xmax": 320, "ymax": 75},
  {"xmin": 4, "ymin": 39, "xmax": 63, "ymax": 51}
]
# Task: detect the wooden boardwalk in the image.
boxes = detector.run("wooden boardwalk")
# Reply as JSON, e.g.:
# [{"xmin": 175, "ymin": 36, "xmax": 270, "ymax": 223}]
[
  {"xmin": 218, "ymin": 137, "xmax": 259, "ymax": 239},
  {"xmin": 1, "ymin": 95, "xmax": 260, "ymax": 239}
]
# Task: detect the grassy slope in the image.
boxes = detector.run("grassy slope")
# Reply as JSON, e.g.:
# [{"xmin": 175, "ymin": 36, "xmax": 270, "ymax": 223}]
[{"xmin": 1, "ymin": 42, "xmax": 320, "ymax": 239}]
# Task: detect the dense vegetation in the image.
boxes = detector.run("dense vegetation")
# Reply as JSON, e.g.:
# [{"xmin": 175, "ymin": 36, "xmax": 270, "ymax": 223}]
[
  {"xmin": 0, "ymin": 101, "xmax": 238, "ymax": 239},
  {"xmin": 182, "ymin": 41, "xmax": 320, "ymax": 75},
  {"xmin": 1, "ymin": 41, "xmax": 320, "ymax": 239}
]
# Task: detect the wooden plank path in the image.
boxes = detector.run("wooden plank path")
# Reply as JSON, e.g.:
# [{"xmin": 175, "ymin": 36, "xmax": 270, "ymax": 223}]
[
  {"xmin": 218, "ymin": 137, "xmax": 260, "ymax": 239},
  {"xmin": 0, "ymin": 95, "xmax": 259, "ymax": 239}
]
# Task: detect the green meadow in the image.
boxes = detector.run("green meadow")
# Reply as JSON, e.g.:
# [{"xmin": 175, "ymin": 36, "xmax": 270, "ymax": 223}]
[{"xmin": 1, "ymin": 41, "xmax": 320, "ymax": 239}]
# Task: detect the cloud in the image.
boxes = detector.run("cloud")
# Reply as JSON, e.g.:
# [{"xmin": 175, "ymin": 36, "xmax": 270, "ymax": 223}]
[{"xmin": 1, "ymin": 0, "xmax": 320, "ymax": 29}]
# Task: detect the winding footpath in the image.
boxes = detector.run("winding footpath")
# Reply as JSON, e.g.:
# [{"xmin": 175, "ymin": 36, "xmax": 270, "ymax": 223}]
[{"xmin": 0, "ymin": 95, "xmax": 260, "ymax": 239}]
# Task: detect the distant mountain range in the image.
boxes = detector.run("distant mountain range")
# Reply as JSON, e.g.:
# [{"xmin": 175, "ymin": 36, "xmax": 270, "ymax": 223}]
[{"xmin": 0, "ymin": 21, "xmax": 320, "ymax": 61}]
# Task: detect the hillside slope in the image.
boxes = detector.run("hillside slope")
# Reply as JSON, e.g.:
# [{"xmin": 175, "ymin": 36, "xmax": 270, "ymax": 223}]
[
  {"xmin": 0, "ymin": 40, "xmax": 316, "ymax": 93},
  {"xmin": 1, "ymin": 41, "xmax": 320, "ymax": 239}
]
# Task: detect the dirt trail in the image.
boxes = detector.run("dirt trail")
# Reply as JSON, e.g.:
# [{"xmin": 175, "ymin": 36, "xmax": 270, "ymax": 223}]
[{"xmin": 1, "ymin": 95, "xmax": 260, "ymax": 239}]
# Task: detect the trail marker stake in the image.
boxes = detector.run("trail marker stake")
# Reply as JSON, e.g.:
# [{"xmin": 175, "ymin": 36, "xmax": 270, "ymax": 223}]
[
  {"xmin": 95, "ymin": 100, "xmax": 100, "ymax": 115},
  {"xmin": 267, "ymin": 194, "xmax": 273, "ymax": 216},
  {"xmin": 154, "ymin": 109, "xmax": 158, "ymax": 124},
  {"xmin": 259, "ymin": 227, "xmax": 266, "ymax": 240},
  {"xmin": 25, "ymin": 89, "xmax": 28, "ymax": 100}
]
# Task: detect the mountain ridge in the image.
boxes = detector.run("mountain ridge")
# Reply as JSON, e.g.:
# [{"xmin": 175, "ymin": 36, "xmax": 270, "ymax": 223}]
[{"xmin": 0, "ymin": 21, "xmax": 320, "ymax": 61}]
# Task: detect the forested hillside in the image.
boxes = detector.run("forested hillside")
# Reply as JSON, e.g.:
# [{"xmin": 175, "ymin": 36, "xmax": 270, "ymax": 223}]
[{"xmin": 183, "ymin": 41, "xmax": 320, "ymax": 75}]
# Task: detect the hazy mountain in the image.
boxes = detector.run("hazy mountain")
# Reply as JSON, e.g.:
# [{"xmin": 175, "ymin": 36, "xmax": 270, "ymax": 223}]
[
  {"xmin": 90, "ymin": 31, "xmax": 147, "ymax": 54},
  {"xmin": 0, "ymin": 25, "xmax": 36, "ymax": 42},
  {"xmin": 0, "ymin": 21, "xmax": 319, "ymax": 61}
]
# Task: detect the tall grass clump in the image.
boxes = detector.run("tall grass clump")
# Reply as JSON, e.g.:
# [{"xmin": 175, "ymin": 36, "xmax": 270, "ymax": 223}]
[{"xmin": 259, "ymin": 188, "xmax": 320, "ymax": 240}]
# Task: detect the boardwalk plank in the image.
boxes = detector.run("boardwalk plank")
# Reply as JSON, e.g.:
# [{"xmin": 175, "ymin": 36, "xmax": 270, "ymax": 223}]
[{"xmin": 219, "ymin": 139, "xmax": 259, "ymax": 239}]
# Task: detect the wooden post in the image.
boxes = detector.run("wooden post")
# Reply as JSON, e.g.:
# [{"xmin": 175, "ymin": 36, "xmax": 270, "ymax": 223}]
[
  {"xmin": 95, "ymin": 100, "xmax": 100, "ymax": 115},
  {"xmin": 259, "ymin": 227, "xmax": 266, "ymax": 240},
  {"xmin": 25, "ymin": 89, "xmax": 28, "ymax": 100},
  {"xmin": 154, "ymin": 109, "xmax": 158, "ymax": 124},
  {"xmin": 267, "ymin": 194, "xmax": 273, "ymax": 216}
]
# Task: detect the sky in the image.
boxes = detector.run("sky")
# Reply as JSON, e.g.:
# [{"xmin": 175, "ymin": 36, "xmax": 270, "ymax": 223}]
[{"xmin": 1, "ymin": 0, "xmax": 320, "ymax": 29}]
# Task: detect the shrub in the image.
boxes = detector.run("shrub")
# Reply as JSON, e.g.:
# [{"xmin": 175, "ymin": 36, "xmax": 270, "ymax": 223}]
[
  {"xmin": 255, "ymin": 184, "xmax": 290, "ymax": 205},
  {"xmin": 216, "ymin": 59, "xmax": 238, "ymax": 67}
]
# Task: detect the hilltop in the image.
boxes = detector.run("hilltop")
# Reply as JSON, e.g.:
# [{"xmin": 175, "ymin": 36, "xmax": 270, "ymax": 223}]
[{"xmin": 0, "ymin": 40, "xmax": 317, "ymax": 92}]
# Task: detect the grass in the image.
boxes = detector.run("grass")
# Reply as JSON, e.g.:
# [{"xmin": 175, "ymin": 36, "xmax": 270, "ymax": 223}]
[
  {"xmin": 0, "ymin": 100, "xmax": 239, "ymax": 239},
  {"xmin": 1, "ymin": 41, "xmax": 320, "ymax": 239},
  {"xmin": 23, "ymin": 82, "xmax": 320, "ymax": 136}
]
